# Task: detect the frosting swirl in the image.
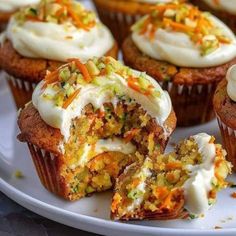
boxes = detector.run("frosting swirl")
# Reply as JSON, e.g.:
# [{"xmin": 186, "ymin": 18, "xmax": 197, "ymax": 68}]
[
  {"xmin": 6, "ymin": 0, "xmax": 114, "ymax": 62},
  {"xmin": 226, "ymin": 65, "xmax": 236, "ymax": 102},
  {"xmin": 131, "ymin": 2, "xmax": 236, "ymax": 68},
  {"xmin": 203, "ymin": 0, "xmax": 236, "ymax": 15},
  {"xmin": 0, "ymin": 0, "xmax": 40, "ymax": 13},
  {"xmin": 32, "ymin": 57, "xmax": 172, "ymax": 141}
]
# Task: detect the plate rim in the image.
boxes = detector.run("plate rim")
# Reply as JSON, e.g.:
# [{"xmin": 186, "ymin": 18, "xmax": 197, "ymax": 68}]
[{"xmin": 1, "ymin": 175, "xmax": 236, "ymax": 236}]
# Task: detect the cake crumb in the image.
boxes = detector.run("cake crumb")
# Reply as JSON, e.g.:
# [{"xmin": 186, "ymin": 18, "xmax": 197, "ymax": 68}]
[
  {"xmin": 231, "ymin": 192, "xmax": 236, "ymax": 198},
  {"xmin": 14, "ymin": 170, "xmax": 24, "ymax": 179},
  {"xmin": 215, "ymin": 226, "xmax": 222, "ymax": 229}
]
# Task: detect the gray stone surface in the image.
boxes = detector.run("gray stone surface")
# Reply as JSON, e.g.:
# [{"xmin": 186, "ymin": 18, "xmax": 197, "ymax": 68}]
[{"xmin": 0, "ymin": 192, "xmax": 99, "ymax": 236}]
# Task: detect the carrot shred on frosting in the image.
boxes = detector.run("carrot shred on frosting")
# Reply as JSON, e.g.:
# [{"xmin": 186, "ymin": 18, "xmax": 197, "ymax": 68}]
[
  {"xmin": 42, "ymin": 71, "xmax": 59, "ymax": 89},
  {"xmin": 63, "ymin": 89, "xmax": 81, "ymax": 109}
]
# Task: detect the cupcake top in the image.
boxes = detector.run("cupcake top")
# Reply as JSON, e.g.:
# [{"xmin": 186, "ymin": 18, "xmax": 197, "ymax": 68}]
[
  {"xmin": 226, "ymin": 65, "xmax": 236, "ymax": 102},
  {"xmin": 5, "ymin": 0, "xmax": 114, "ymax": 62},
  {"xmin": 32, "ymin": 57, "xmax": 172, "ymax": 141},
  {"xmin": 131, "ymin": 1, "xmax": 236, "ymax": 67},
  {"xmin": 203, "ymin": 0, "xmax": 236, "ymax": 15},
  {"xmin": 0, "ymin": 0, "xmax": 40, "ymax": 13}
]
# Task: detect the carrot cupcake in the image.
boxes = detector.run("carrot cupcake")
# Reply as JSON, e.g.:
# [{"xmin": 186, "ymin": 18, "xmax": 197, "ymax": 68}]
[
  {"xmin": 17, "ymin": 56, "xmax": 176, "ymax": 200},
  {"xmin": 0, "ymin": 0, "xmax": 40, "ymax": 32},
  {"xmin": 191, "ymin": 0, "xmax": 236, "ymax": 34},
  {"xmin": 0, "ymin": 0, "xmax": 117, "ymax": 109},
  {"xmin": 122, "ymin": 1, "xmax": 236, "ymax": 126},
  {"xmin": 92, "ymin": 0, "xmax": 182, "ymax": 45},
  {"xmin": 214, "ymin": 65, "xmax": 236, "ymax": 172},
  {"xmin": 111, "ymin": 133, "xmax": 231, "ymax": 220}
]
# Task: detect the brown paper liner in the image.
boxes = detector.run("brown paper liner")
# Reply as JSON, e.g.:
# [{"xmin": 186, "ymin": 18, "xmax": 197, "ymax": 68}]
[
  {"xmin": 93, "ymin": 1, "xmax": 147, "ymax": 45},
  {"xmin": 5, "ymin": 73, "xmax": 36, "ymax": 109},
  {"xmin": 159, "ymin": 81, "xmax": 217, "ymax": 126},
  {"xmin": 27, "ymin": 143, "xmax": 69, "ymax": 199},
  {"xmin": 216, "ymin": 116, "xmax": 236, "ymax": 172}
]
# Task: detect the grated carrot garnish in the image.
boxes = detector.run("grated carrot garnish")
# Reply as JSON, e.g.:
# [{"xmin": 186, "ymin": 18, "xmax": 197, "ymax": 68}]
[
  {"xmin": 62, "ymin": 89, "xmax": 80, "ymax": 109},
  {"xmin": 42, "ymin": 71, "xmax": 59, "ymax": 89}
]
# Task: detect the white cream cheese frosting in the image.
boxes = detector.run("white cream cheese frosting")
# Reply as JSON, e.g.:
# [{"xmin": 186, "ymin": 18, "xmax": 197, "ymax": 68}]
[
  {"xmin": 7, "ymin": 18, "xmax": 114, "ymax": 62},
  {"xmin": 183, "ymin": 133, "xmax": 216, "ymax": 216},
  {"xmin": 203, "ymin": 0, "xmax": 236, "ymax": 15},
  {"xmin": 132, "ymin": 15, "xmax": 236, "ymax": 68},
  {"xmin": 226, "ymin": 65, "xmax": 236, "ymax": 102},
  {"xmin": 0, "ymin": 0, "xmax": 40, "ymax": 13},
  {"xmin": 32, "ymin": 58, "xmax": 172, "ymax": 142},
  {"xmin": 73, "ymin": 138, "xmax": 136, "ymax": 168},
  {"xmin": 5, "ymin": 1, "xmax": 114, "ymax": 62}
]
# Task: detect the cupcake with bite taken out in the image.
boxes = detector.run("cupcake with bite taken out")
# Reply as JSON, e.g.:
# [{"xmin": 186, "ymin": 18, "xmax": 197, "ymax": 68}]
[
  {"xmin": 0, "ymin": 0, "xmax": 118, "ymax": 109},
  {"xmin": 122, "ymin": 1, "xmax": 236, "ymax": 126},
  {"xmin": 111, "ymin": 133, "xmax": 231, "ymax": 220},
  {"xmin": 214, "ymin": 65, "xmax": 236, "ymax": 172},
  {"xmin": 92, "ymin": 0, "xmax": 185, "ymax": 46},
  {"xmin": 191, "ymin": 0, "xmax": 236, "ymax": 34},
  {"xmin": 17, "ymin": 56, "xmax": 176, "ymax": 200},
  {"xmin": 0, "ymin": 0, "xmax": 40, "ymax": 32}
]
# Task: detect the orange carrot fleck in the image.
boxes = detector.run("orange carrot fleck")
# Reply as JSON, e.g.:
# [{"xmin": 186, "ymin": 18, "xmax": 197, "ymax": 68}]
[{"xmin": 62, "ymin": 89, "xmax": 80, "ymax": 109}]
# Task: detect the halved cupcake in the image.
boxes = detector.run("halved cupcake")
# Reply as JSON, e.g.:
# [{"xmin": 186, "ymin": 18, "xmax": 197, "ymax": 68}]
[
  {"xmin": 214, "ymin": 65, "xmax": 236, "ymax": 172},
  {"xmin": 17, "ymin": 56, "xmax": 176, "ymax": 200},
  {"xmin": 111, "ymin": 133, "xmax": 231, "ymax": 220},
  {"xmin": 0, "ymin": 0, "xmax": 118, "ymax": 109},
  {"xmin": 92, "ymin": 0, "xmax": 184, "ymax": 45},
  {"xmin": 122, "ymin": 1, "xmax": 236, "ymax": 126},
  {"xmin": 191, "ymin": 0, "xmax": 236, "ymax": 34},
  {"xmin": 0, "ymin": 0, "xmax": 40, "ymax": 32}
]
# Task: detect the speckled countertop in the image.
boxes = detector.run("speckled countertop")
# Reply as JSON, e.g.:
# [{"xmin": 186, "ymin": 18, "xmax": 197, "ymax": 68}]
[{"xmin": 0, "ymin": 192, "xmax": 99, "ymax": 236}]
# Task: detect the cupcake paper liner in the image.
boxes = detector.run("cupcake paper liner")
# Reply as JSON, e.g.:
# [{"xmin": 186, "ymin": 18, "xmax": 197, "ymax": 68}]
[
  {"xmin": 159, "ymin": 81, "xmax": 217, "ymax": 126},
  {"xmin": 216, "ymin": 115, "xmax": 236, "ymax": 172},
  {"xmin": 5, "ymin": 72, "xmax": 36, "ymax": 109},
  {"xmin": 27, "ymin": 143, "xmax": 67, "ymax": 198},
  {"xmin": 95, "ymin": 7, "xmax": 141, "ymax": 46}
]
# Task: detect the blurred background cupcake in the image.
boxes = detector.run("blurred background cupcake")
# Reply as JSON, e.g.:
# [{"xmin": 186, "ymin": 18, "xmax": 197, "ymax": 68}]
[
  {"xmin": 0, "ymin": 0, "xmax": 40, "ymax": 32},
  {"xmin": 92, "ymin": 0, "xmax": 183, "ymax": 46},
  {"xmin": 191, "ymin": 0, "xmax": 236, "ymax": 34},
  {"xmin": 0, "ymin": 0, "xmax": 117, "ymax": 109},
  {"xmin": 122, "ymin": 1, "xmax": 236, "ymax": 126},
  {"xmin": 214, "ymin": 65, "xmax": 236, "ymax": 172}
]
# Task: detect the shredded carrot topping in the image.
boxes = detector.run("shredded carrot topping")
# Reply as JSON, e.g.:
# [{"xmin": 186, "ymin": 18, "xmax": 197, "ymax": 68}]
[
  {"xmin": 62, "ymin": 89, "xmax": 80, "ymax": 109},
  {"xmin": 132, "ymin": 1, "xmax": 231, "ymax": 56},
  {"xmin": 20, "ymin": 0, "xmax": 96, "ymax": 31}
]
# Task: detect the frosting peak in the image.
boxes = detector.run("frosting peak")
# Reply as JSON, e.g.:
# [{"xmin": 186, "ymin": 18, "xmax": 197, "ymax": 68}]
[
  {"xmin": 6, "ymin": 0, "xmax": 114, "ymax": 62},
  {"xmin": 226, "ymin": 65, "xmax": 236, "ymax": 102},
  {"xmin": 32, "ymin": 57, "xmax": 172, "ymax": 141},
  {"xmin": 131, "ymin": 2, "xmax": 236, "ymax": 67}
]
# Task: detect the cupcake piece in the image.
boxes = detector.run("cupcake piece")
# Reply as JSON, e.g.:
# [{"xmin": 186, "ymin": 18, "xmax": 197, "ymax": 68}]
[
  {"xmin": 92, "ymin": 0, "xmax": 183, "ymax": 46},
  {"xmin": 0, "ymin": 0, "xmax": 118, "ymax": 109},
  {"xmin": 0, "ymin": 0, "xmax": 40, "ymax": 32},
  {"xmin": 214, "ymin": 65, "xmax": 236, "ymax": 172},
  {"xmin": 17, "ymin": 57, "xmax": 176, "ymax": 200},
  {"xmin": 191, "ymin": 0, "xmax": 236, "ymax": 34},
  {"xmin": 111, "ymin": 133, "xmax": 231, "ymax": 220},
  {"xmin": 122, "ymin": 1, "xmax": 236, "ymax": 126}
]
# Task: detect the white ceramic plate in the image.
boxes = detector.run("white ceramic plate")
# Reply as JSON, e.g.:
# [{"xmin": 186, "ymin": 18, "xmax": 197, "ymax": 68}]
[
  {"xmin": 1, "ymin": 1, "xmax": 236, "ymax": 235},
  {"xmin": 1, "ymin": 71, "xmax": 236, "ymax": 236}
]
